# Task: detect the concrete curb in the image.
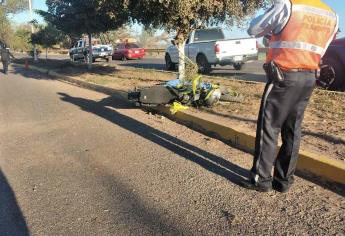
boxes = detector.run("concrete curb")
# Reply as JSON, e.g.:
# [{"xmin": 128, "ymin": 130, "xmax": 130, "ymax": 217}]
[
  {"xmin": 154, "ymin": 106, "xmax": 345, "ymax": 185},
  {"xmin": 14, "ymin": 63, "xmax": 345, "ymax": 185}
]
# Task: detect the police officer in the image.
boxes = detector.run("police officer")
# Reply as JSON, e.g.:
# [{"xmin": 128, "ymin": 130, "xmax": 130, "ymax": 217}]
[
  {"xmin": 242, "ymin": 0, "xmax": 338, "ymax": 192},
  {"xmin": 1, "ymin": 44, "xmax": 13, "ymax": 74}
]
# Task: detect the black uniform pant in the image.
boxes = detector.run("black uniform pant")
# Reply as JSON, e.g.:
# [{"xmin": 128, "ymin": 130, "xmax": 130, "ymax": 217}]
[
  {"xmin": 2, "ymin": 60, "xmax": 8, "ymax": 74},
  {"xmin": 251, "ymin": 71, "xmax": 315, "ymax": 189}
]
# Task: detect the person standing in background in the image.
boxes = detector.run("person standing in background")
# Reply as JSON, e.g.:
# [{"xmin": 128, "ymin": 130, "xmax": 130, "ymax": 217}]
[{"xmin": 1, "ymin": 43, "xmax": 14, "ymax": 75}]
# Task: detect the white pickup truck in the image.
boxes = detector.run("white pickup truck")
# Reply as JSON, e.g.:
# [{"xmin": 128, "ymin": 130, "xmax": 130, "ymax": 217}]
[{"xmin": 165, "ymin": 28, "xmax": 258, "ymax": 73}]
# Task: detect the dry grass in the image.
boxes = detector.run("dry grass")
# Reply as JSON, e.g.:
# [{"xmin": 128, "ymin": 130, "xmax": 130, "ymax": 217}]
[{"xmin": 76, "ymin": 66, "xmax": 345, "ymax": 161}]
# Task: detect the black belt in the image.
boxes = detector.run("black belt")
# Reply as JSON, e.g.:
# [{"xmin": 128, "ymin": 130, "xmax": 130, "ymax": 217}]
[{"xmin": 282, "ymin": 68, "xmax": 315, "ymax": 73}]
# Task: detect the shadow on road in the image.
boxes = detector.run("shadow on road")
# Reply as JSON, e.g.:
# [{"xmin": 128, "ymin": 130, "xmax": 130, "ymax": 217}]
[
  {"xmin": 10, "ymin": 60, "xmax": 345, "ymax": 184},
  {"xmin": 114, "ymin": 62, "xmax": 166, "ymax": 71},
  {"xmin": 13, "ymin": 58, "xmax": 70, "ymax": 70},
  {"xmin": 58, "ymin": 92, "xmax": 345, "ymax": 197},
  {"xmin": 12, "ymin": 58, "xmax": 118, "ymax": 78},
  {"xmin": 10, "ymin": 64, "xmax": 55, "ymax": 81},
  {"xmin": 77, "ymin": 159, "xmax": 186, "ymax": 235},
  {"xmin": 0, "ymin": 170, "xmax": 30, "ymax": 235},
  {"xmin": 57, "ymin": 92, "xmax": 249, "ymax": 186}
]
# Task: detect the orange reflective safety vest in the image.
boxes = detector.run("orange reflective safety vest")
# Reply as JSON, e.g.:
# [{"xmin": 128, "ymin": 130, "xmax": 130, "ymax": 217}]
[{"xmin": 267, "ymin": 0, "xmax": 338, "ymax": 70}]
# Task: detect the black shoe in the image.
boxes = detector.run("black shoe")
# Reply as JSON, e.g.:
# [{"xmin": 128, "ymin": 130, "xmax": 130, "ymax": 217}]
[
  {"xmin": 272, "ymin": 180, "xmax": 291, "ymax": 193},
  {"xmin": 240, "ymin": 179, "xmax": 272, "ymax": 192}
]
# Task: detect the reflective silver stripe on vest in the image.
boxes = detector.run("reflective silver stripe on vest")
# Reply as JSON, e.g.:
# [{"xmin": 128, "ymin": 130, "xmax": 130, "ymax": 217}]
[
  {"xmin": 293, "ymin": 4, "xmax": 337, "ymax": 19},
  {"xmin": 269, "ymin": 41, "xmax": 324, "ymax": 55}
]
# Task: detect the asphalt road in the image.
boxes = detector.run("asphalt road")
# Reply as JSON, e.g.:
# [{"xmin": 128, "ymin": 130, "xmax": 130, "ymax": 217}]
[
  {"xmin": 21, "ymin": 53, "xmax": 267, "ymax": 83},
  {"xmin": 0, "ymin": 67, "xmax": 344, "ymax": 235},
  {"xmin": 113, "ymin": 57, "xmax": 266, "ymax": 83}
]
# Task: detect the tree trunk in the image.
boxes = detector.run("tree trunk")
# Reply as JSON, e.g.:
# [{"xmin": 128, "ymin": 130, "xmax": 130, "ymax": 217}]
[
  {"xmin": 88, "ymin": 33, "xmax": 92, "ymax": 70},
  {"xmin": 46, "ymin": 48, "xmax": 48, "ymax": 60},
  {"xmin": 33, "ymin": 44, "xmax": 38, "ymax": 61},
  {"xmin": 178, "ymin": 41, "xmax": 186, "ymax": 82}
]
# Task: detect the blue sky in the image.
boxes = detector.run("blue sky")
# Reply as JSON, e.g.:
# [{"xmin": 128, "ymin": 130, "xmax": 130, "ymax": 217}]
[{"xmin": 11, "ymin": 0, "xmax": 345, "ymax": 38}]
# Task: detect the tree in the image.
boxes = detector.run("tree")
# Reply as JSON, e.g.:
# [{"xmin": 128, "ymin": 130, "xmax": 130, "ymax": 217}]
[
  {"xmin": 138, "ymin": 29, "xmax": 170, "ymax": 49},
  {"xmin": 39, "ymin": 0, "xmax": 129, "ymax": 69},
  {"xmin": 138, "ymin": 29, "xmax": 155, "ymax": 48},
  {"xmin": 12, "ymin": 24, "xmax": 32, "ymax": 52},
  {"xmin": 31, "ymin": 23, "xmax": 64, "ymax": 60},
  {"xmin": 0, "ymin": 11, "xmax": 13, "ymax": 44},
  {"xmin": 100, "ymin": 26, "xmax": 135, "ymax": 45},
  {"xmin": 0, "ymin": 0, "xmax": 26, "ymax": 14},
  {"xmin": 127, "ymin": 0, "xmax": 267, "ymax": 80},
  {"xmin": 0, "ymin": 0, "xmax": 27, "ymax": 45}
]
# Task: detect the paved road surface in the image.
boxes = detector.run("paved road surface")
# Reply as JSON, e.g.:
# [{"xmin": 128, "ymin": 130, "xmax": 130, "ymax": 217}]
[
  {"xmin": 18, "ymin": 53, "xmax": 267, "ymax": 83},
  {"xmin": 0, "ymin": 67, "xmax": 344, "ymax": 235},
  {"xmin": 113, "ymin": 57, "xmax": 266, "ymax": 83}
]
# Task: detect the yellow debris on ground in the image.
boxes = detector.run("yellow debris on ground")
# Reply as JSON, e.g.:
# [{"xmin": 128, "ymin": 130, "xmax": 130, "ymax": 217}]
[{"xmin": 170, "ymin": 102, "xmax": 189, "ymax": 114}]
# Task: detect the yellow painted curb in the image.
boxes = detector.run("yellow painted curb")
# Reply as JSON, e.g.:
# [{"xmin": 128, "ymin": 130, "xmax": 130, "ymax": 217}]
[
  {"xmin": 298, "ymin": 150, "xmax": 345, "ymax": 185},
  {"xmin": 16, "ymin": 63, "xmax": 345, "ymax": 185},
  {"xmin": 156, "ymin": 106, "xmax": 256, "ymax": 152},
  {"xmin": 155, "ymin": 106, "xmax": 345, "ymax": 185}
]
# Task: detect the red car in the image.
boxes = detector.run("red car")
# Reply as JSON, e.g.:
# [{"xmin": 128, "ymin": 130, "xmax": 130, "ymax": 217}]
[
  {"xmin": 320, "ymin": 37, "xmax": 345, "ymax": 91},
  {"xmin": 112, "ymin": 43, "xmax": 145, "ymax": 60}
]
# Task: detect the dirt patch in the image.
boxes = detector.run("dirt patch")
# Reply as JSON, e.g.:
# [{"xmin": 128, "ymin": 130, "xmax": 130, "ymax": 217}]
[{"xmin": 15, "ymin": 60, "xmax": 345, "ymax": 162}]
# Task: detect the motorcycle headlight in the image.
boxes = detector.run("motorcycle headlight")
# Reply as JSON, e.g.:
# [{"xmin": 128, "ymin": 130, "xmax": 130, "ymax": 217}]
[{"xmin": 205, "ymin": 89, "xmax": 221, "ymax": 107}]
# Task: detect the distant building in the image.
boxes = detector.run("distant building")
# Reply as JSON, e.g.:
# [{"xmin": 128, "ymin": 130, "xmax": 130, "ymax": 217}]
[{"xmin": 121, "ymin": 38, "xmax": 137, "ymax": 43}]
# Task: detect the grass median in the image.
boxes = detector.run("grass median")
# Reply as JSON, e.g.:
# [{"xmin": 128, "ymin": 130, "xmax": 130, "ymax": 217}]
[{"xmin": 14, "ymin": 58, "xmax": 345, "ymax": 162}]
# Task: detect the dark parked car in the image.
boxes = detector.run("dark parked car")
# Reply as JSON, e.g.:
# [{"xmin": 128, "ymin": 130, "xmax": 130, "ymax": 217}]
[
  {"xmin": 69, "ymin": 39, "xmax": 112, "ymax": 62},
  {"xmin": 92, "ymin": 46, "xmax": 113, "ymax": 62},
  {"xmin": 112, "ymin": 43, "xmax": 145, "ymax": 61},
  {"xmin": 321, "ymin": 37, "xmax": 345, "ymax": 91}
]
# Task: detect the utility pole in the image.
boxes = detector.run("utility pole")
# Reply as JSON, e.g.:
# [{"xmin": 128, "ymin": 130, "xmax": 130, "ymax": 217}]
[{"xmin": 28, "ymin": 0, "xmax": 38, "ymax": 61}]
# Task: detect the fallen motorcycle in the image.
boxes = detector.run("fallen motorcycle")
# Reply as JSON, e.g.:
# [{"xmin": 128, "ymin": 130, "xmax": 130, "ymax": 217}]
[
  {"xmin": 128, "ymin": 76, "xmax": 222, "ymax": 108},
  {"xmin": 128, "ymin": 43, "xmax": 243, "ymax": 108}
]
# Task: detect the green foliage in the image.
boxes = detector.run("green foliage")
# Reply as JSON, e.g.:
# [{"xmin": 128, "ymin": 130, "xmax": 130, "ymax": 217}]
[
  {"xmin": 31, "ymin": 23, "xmax": 64, "ymax": 49},
  {"xmin": 138, "ymin": 29, "xmax": 155, "ymax": 48},
  {"xmin": 125, "ymin": 0, "xmax": 268, "ymax": 81},
  {"xmin": 38, "ymin": 0, "xmax": 129, "ymax": 37},
  {"xmin": 0, "ymin": 0, "xmax": 26, "ymax": 14},
  {"xmin": 39, "ymin": 0, "xmax": 130, "ymax": 67},
  {"xmin": 59, "ymin": 36, "xmax": 73, "ymax": 49},
  {"xmin": 137, "ymin": 29, "xmax": 170, "ymax": 48},
  {"xmin": 0, "ymin": 12, "xmax": 12, "ymax": 44},
  {"xmin": 12, "ymin": 25, "xmax": 32, "ymax": 51},
  {"xmin": 127, "ymin": 0, "xmax": 269, "ymax": 43},
  {"xmin": 0, "ymin": 0, "xmax": 27, "ymax": 46},
  {"xmin": 27, "ymin": 48, "xmax": 41, "ymax": 57},
  {"xmin": 100, "ymin": 26, "xmax": 135, "ymax": 45}
]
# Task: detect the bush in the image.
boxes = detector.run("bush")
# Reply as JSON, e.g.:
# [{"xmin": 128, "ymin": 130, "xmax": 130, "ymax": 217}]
[{"xmin": 27, "ymin": 49, "xmax": 42, "ymax": 58}]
